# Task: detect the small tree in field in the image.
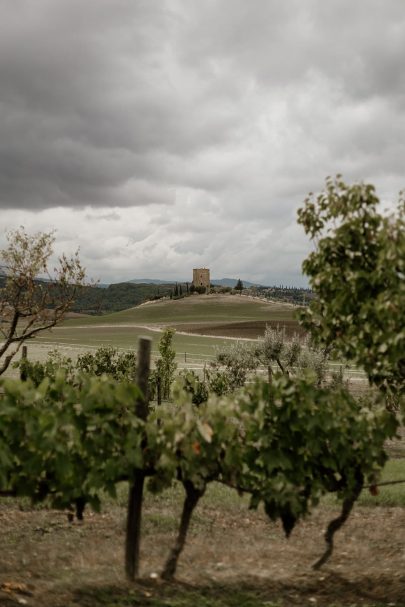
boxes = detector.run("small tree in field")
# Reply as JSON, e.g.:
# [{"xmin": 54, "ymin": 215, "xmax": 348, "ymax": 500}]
[
  {"xmin": 213, "ymin": 341, "xmax": 258, "ymax": 392},
  {"xmin": 255, "ymin": 326, "xmax": 300, "ymax": 384},
  {"xmin": 235, "ymin": 278, "xmax": 243, "ymax": 293},
  {"xmin": 0, "ymin": 227, "xmax": 85, "ymax": 375}
]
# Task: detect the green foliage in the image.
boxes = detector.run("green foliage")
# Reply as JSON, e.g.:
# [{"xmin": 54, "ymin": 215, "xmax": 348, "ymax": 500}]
[
  {"xmin": 155, "ymin": 328, "xmax": 177, "ymax": 400},
  {"xmin": 227, "ymin": 378, "xmax": 396, "ymax": 524},
  {"xmin": 0, "ymin": 373, "xmax": 143, "ymax": 510},
  {"xmin": 147, "ymin": 374, "xmax": 397, "ymax": 536},
  {"xmin": 15, "ymin": 349, "xmax": 75, "ymax": 385},
  {"xmin": 255, "ymin": 323, "xmax": 340, "ymax": 389},
  {"xmin": 0, "ymin": 367, "xmax": 398, "ymax": 573},
  {"xmin": 297, "ymin": 176, "xmax": 405, "ymax": 404},
  {"xmin": 211, "ymin": 329, "xmax": 334, "ymax": 392},
  {"xmin": 254, "ymin": 325, "xmax": 298, "ymax": 380},
  {"xmin": 205, "ymin": 368, "xmax": 232, "ymax": 397},
  {"xmin": 14, "ymin": 346, "xmax": 137, "ymax": 385},
  {"xmin": 256, "ymin": 284, "xmax": 314, "ymax": 306},
  {"xmin": 76, "ymin": 346, "xmax": 137, "ymax": 381},
  {"xmin": 69, "ymin": 281, "xmax": 175, "ymax": 314},
  {"xmin": 213, "ymin": 342, "xmax": 259, "ymax": 392},
  {"xmin": 178, "ymin": 370, "xmax": 209, "ymax": 405}
]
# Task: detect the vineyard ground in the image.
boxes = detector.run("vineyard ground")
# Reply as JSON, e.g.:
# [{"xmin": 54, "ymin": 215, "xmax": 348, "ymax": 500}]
[{"xmin": 1, "ymin": 465, "xmax": 404, "ymax": 607}]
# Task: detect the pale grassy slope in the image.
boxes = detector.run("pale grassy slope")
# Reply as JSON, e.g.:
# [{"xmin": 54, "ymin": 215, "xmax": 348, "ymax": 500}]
[
  {"xmin": 28, "ymin": 295, "xmax": 297, "ymax": 361},
  {"xmin": 62, "ymin": 294, "xmax": 296, "ymax": 326}
]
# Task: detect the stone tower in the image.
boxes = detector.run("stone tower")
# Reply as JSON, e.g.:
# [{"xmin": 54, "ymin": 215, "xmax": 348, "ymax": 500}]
[{"xmin": 192, "ymin": 268, "xmax": 210, "ymax": 290}]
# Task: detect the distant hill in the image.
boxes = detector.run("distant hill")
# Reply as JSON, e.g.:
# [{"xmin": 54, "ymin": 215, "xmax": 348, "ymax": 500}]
[
  {"xmin": 1, "ymin": 270, "xmax": 311, "ymax": 314},
  {"xmin": 70, "ymin": 282, "xmax": 174, "ymax": 314},
  {"xmin": 0, "ymin": 274, "xmax": 174, "ymax": 315},
  {"xmin": 72, "ymin": 278, "xmax": 263, "ymax": 313},
  {"xmin": 126, "ymin": 277, "xmax": 262, "ymax": 287}
]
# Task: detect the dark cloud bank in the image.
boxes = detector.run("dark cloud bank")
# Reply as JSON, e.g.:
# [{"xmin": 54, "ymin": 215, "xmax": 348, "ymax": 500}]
[{"xmin": 0, "ymin": 1, "xmax": 404, "ymax": 284}]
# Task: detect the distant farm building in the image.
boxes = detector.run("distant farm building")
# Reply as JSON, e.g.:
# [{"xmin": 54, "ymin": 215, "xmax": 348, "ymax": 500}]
[{"xmin": 192, "ymin": 268, "xmax": 210, "ymax": 290}]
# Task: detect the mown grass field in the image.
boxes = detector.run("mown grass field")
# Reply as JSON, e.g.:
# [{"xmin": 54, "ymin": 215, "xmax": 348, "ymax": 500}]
[
  {"xmin": 28, "ymin": 294, "xmax": 298, "ymax": 364},
  {"xmin": 35, "ymin": 325, "xmax": 232, "ymax": 358},
  {"xmin": 65, "ymin": 294, "xmax": 296, "ymax": 326}
]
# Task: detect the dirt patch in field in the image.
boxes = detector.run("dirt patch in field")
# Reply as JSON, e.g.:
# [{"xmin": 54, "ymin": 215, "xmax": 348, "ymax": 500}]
[
  {"xmin": 0, "ymin": 497, "xmax": 403, "ymax": 606},
  {"xmin": 172, "ymin": 319, "xmax": 305, "ymax": 339}
]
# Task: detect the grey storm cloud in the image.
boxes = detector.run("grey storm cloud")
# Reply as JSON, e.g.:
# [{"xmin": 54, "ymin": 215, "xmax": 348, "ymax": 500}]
[
  {"xmin": 1, "ymin": 0, "xmax": 404, "ymax": 213},
  {"xmin": 0, "ymin": 0, "xmax": 404, "ymax": 286}
]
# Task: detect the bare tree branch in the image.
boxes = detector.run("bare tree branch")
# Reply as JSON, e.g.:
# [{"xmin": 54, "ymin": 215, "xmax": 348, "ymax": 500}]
[{"xmin": 0, "ymin": 227, "xmax": 86, "ymax": 375}]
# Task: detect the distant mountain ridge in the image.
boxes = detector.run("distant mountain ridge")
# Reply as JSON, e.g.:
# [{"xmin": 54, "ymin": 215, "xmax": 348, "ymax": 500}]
[{"xmin": 127, "ymin": 277, "xmax": 263, "ymax": 287}]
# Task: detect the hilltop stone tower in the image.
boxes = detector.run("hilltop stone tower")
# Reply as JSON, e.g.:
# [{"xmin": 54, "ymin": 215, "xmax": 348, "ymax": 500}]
[{"xmin": 192, "ymin": 268, "xmax": 210, "ymax": 290}]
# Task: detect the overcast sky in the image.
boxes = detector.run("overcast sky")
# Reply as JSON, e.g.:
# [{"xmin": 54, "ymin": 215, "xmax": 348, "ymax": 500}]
[{"xmin": 1, "ymin": 1, "xmax": 404, "ymax": 286}]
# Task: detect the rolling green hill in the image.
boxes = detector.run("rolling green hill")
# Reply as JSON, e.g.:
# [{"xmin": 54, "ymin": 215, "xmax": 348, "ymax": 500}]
[
  {"xmin": 65, "ymin": 293, "xmax": 296, "ymax": 326},
  {"xmin": 33, "ymin": 294, "xmax": 300, "ymax": 358}
]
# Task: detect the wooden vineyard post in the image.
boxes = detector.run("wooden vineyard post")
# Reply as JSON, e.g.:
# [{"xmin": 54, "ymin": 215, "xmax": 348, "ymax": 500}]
[
  {"xmin": 20, "ymin": 346, "xmax": 28, "ymax": 381},
  {"xmin": 125, "ymin": 337, "xmax": 152, "ymax": 581}
]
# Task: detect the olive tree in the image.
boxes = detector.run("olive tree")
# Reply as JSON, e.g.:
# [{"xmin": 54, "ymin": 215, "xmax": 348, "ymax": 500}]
[
  {"xmin": 0, "ymin": 227, "xmax": 85, "ymax": 375},
  {"xmin": 297, "ymin": 176, "xmax": 404, "ymax": 405},
  {"xmin": 213, "ymin": 341, "xmax": 258, "ymax": 392},
  {"xmin": 255, "ymin": 326, "xmax": 335, "ymax": 388}
]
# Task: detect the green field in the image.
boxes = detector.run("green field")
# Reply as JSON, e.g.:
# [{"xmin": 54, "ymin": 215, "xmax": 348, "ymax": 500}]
[
  {"xmin": 30, "ymin": 294, "xmax": 296, "ymax": 363},
  {"xmin": 6, "ymin": 295, "xmax": 369, "ymax": 390},
  {"xmin": 15, "ymin": 295, "xmax": 367, "ymax": 386},
  {"xmin": 34, "ymin": 326, "xmax": 232, "ymax": 361},
  {"xmin": 65, "ymin": 294, "xmax": 296, "ymax": 326}
]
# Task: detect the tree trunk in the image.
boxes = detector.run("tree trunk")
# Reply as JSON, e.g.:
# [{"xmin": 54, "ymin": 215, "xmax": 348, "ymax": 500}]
[
  {"xmin": 313, "ymin": 472, "xmax": 363, "ymax": 570},
  {"xmin": 161, "ymin": 481, "xmax": 204, "ymax": 580}
]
